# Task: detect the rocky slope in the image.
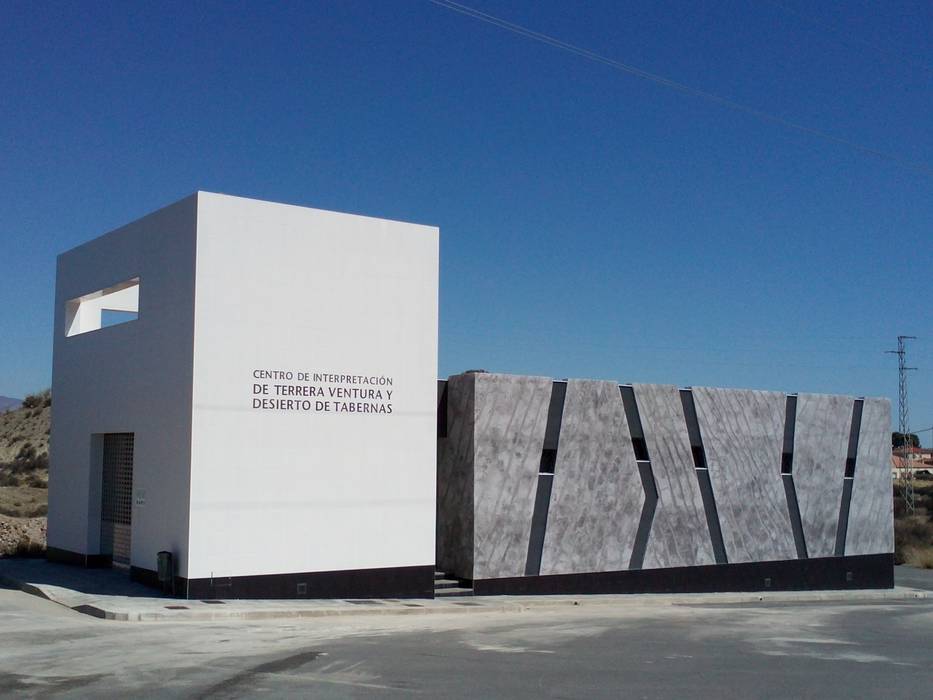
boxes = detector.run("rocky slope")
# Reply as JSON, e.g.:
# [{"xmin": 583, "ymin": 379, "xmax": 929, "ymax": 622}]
[{"xmin": 0, "ymin": 393, "xmax": 50, "ymax": 555}]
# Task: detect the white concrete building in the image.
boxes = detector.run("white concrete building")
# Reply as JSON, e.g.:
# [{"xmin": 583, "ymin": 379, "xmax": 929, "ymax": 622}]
[{"xmin": 48, "ymin": 193, "xmax": 439, "ymax": 598}]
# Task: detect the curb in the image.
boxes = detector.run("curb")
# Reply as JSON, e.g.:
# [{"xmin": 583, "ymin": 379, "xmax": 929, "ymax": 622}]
[
  {"xmin": 0, "ymin": 573, "xmax": 53, "ymax": 602},
  {"xmin": 2, "ymin": 571, "xmax": 928, "ymax": 623}
]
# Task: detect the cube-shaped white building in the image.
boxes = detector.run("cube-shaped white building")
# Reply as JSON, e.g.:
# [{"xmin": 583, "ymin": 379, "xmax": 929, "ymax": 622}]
[{"xmin": 48, "ymin": 192, "xmax": 439, "ymax": 598}]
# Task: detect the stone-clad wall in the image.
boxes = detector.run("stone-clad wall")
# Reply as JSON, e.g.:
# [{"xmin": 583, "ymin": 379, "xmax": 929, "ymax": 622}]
[
  {"xmin": 792, "ymin": 393, "xmax": 853, "ymax": 558},
  {"xmin": 436, "ymin": 372, "xmax": 893, "ymax": 588},
  {"xmin": 634, "ymin": 384, "xmax": 715, "ymax": 569},
  {"xmin": 691, "ymin": 387, "xmax": 797, "ymax": 564},
  {"xmin": 540, "ymin": 380, "xmax": 644, "ymax": 575},
  {"xmin": 471, "ymin": 374, "xmax": 551, "ymax": 580},
  {"xmin": 846, "ymin": 398, "xmax": 894, "ymax": 556}
]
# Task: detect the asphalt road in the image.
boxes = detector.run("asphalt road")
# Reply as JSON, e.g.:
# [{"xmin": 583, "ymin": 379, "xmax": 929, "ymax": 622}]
[{"xmin": 1, "ymin": 568, "xmax": 931, "ymax": 699}]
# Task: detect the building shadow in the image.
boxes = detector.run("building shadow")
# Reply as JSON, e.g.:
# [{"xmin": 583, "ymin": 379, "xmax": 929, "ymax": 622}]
[{"xmin": 0, "ymin": 556, "xmax": 167, "ymax": 599}]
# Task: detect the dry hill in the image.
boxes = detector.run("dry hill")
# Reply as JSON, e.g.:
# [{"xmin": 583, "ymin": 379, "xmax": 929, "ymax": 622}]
[{"xmin": 0, "ymin": 391, "xmax": 50, "ymax": 555}]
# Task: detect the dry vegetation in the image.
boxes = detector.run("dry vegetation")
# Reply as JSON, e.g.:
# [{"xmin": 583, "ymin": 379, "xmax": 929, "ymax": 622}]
[
  {"xmin": 894, "ymin": 474, "xmax": 933, "ymax": 569},
  {"xmin": 0, "ymin": 392, "xmax": 50, "ymax": 556}
]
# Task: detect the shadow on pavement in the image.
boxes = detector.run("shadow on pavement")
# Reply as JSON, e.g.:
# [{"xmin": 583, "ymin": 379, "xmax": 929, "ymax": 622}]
[{"xmin": 0, "ymin": 557, "xmax": 167, "ymax": 598}]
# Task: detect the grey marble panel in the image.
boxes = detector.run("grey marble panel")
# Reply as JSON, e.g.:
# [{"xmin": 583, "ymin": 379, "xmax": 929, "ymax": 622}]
[
  {"xmin": 472, "ymin": 373, "xmax": 552, "ymax": 580},
  {"xmin": 793, "ymin": 393, "xmax": 852, "ymax": 558},
  {"xmin": 692, "ymin": 387, "xmax": 797, "ymax": 564},
  {"xmin": 435, "ymin": 375, "xmax": 475, "ymax": 580},
  {"xmin": 540, "ymin": 380, "xmax": 644, "ymax": 575},
  {"xmin": 846, "ymin": 398, "xmax": 893, "ymax": 555},
  {"xmin": 634, "ymin": 384, "xmax": 715, "ymax": 569}
]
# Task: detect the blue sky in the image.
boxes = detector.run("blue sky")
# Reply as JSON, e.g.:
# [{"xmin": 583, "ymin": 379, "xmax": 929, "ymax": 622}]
[{"xmin": 1, "ymin": 0, "xmax": 931, "ymax": 441}]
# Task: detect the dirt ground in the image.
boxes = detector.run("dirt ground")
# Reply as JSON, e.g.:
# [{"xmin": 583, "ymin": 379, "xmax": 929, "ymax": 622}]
[
  {"xmin": 0, "ymin": 403, "xmax": 49, "ymax": 464},
  {"xmin": 0, "ymin": 400, "xmax": 51, "ymax": 557},
  {"xmin": 0, "ymin": 487, "xmax": 48, "ymax": 557},
  {"xmin": 0, "ymin": 486, "xmax": 48, "ymax": 518},
  {"xmin": 0, "ymin": 514, "xmax": 46, "ymax": 557}
]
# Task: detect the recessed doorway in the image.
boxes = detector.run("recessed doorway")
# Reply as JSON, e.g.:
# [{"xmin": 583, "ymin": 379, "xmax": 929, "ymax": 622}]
[{"xmin": 100, "ymin": 433, "xmax": 134, "ymax": 569}]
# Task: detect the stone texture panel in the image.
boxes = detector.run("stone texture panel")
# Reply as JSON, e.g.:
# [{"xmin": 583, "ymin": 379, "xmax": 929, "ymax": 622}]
[
  {"xmin": 634, "ymin": 384, "xmax": 715, "ymax": 569},
  {"xmin": 435, "ymin": 375, "xmax": 474, "ymax": 580},
  {"xmin": 846, "ymin": 398, "xmax": 893, "ymax": 555},
  {"xmin": 472, "ymin": 373, "xmax": 552, "ymax": 580},
  {"xmin": 793, "ymin": 393, "xmax": 852, "ymax": 558},
  {"xmin": 540, "ymin": 380, "xmax": 643, "ymax": 575},
  {"xmin": 692, "ymin": 387, "xmax": 797, "ymax": 564}
]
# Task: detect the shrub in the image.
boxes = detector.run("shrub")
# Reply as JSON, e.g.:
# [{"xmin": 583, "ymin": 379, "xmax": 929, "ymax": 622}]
[
  {"xmin": 10, "ymin": 444, "xmax": 48, "ymax": 474},
  {"xmin": 20, "ymin": 389, "xmax": 50, "ymax": 410},
  {"xmin": 896, "ymin": 515, "xmax": 933, "ymax": 542},
  {"xmin": 911, "ymin": 550, "xmax": 933, "ymax": 569},
  {"xmin": 12, "ymin": 536, "xmax": 45, "ymax": 558},
  {"xmin": 894, "ymin": 515, "xmax": 933, "ymax": 565},
  {"xmin": 894, "ymin": 497, "xmax": 906, "ymax": 519},
  {"xmin": 24, "ymin": 474, "xmax": 47, "ymax": 489}
]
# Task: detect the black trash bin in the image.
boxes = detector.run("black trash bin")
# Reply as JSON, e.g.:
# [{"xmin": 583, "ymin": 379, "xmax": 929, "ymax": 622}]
[{"xmin": 157, "ymin": 551, "xmax": 175, "ymax": 595}]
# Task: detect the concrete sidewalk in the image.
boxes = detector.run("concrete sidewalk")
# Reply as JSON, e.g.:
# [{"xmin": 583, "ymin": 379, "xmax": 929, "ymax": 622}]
[{"xmin": 1, "ymin": 557, "xmax": 927, "ymax": 622}]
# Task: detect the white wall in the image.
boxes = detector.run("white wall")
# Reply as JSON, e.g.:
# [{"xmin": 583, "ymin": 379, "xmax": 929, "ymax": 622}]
[
  {"xmin": 187, "ymin": 193, "xmax": 439, "ymax": 578},
  {"xmin": 49, "ymin": 196, "xmax": 198, "ymax": 574}
]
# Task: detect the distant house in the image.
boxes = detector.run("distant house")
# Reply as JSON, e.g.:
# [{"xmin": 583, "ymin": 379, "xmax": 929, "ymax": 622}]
[
  {"xmin": 892, "ymin": 454, "xmax": 910, "ymax": 477},
  {"xmin": 892, "ymin": 448, "xmax": 933, "ymax": 477}
]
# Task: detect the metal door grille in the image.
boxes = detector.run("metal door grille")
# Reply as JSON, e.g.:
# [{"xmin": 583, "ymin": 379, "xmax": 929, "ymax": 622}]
[{"xmin": 100, "ymin": 433, "xmax": 134, "ymax": 567}]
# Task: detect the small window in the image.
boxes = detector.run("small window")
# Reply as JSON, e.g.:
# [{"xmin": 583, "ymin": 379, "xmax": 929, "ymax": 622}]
[{"xmin": 65, "ymin": 278, "xmax": 140, "ymax": 337}]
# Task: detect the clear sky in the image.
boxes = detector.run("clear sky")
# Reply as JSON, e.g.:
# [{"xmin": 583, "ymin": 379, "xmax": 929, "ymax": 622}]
[{"xmin": 1, "ymin": 1, "xmax": 931, "ymax": 442}]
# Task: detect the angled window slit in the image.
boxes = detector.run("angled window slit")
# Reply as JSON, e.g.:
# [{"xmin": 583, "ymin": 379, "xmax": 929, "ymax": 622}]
[
  {"xmin": 781, "ymin": 395, "xmax": 797, "ymax": 475},
  {"xmin": 834, "ymin": 479, "xmax": 855, "ymax": 557},
  {"xmin": 781, "ymin": 395, "xmax": 807, "ymax": 558},
  {"xmin": 524, "ymin": 475, "xmax": 554, "ymax": 577},
  {"xmin": 835, "ymin": 399, "xmax": 864, "ymax": 556},
  {"xmin": 525, "ymin": 381, "xmax": 566, "ymax": 576},
  {"xmin": 437, "ymin": 380, "xmax": 448, "ymax": 438},
  {"xmin": 680, "ymin": 389, "xmax": 728, "ymax": 564},
  {"xmin": 620, "ymin": 386, "xmax": 658, "ymax": 570},
  {"xmin": 783, "ymin": 474, "xmax": 808, "ymax": 559},
  {"xmin": 844, "ymin": 399, "xmax": 864, "ymax": 479},
  {"xmin": 630, "ymin": 461, "xmax": 659, "ymax": 570}
]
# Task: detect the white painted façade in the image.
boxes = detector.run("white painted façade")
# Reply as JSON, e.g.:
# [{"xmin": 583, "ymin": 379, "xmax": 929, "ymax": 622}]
[{"xmin": 48, "ymin": 192, "xmax": 439, "ymax": 598}]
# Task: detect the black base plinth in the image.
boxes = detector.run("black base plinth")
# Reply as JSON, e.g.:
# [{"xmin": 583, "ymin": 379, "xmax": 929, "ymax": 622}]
[{"xmin": 471, "ymin": 553, "xmax": 893, "ymax": 596}]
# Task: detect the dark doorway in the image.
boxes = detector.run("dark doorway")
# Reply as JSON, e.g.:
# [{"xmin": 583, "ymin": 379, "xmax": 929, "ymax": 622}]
[{"xmin": 100, "ymin": 433, "xmax": 134, "ymax": 569}]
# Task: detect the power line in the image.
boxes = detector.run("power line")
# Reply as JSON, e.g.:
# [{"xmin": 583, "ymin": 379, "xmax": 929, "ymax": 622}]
[{"xmin": 427, "ymin": 0, "xmax": 933, "ymax": 177}]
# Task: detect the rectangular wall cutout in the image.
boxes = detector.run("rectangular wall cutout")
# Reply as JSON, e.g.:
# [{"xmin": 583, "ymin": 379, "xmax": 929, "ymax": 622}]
[{"xmin": 65, "ymin": 277, "xmax": 140, "ymax": 337}]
